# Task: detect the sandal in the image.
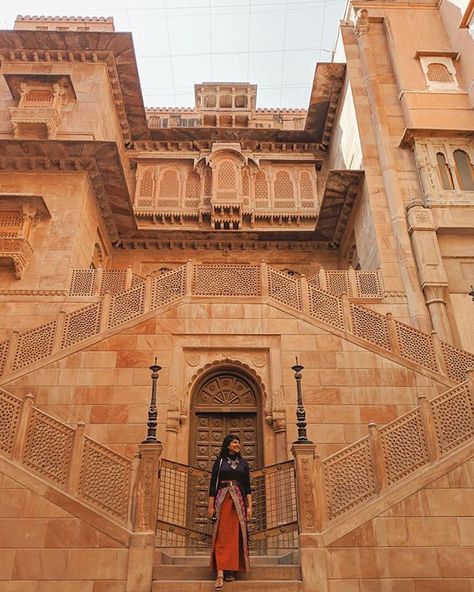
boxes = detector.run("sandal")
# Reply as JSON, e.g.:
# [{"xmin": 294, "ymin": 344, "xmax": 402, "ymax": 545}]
[
  {"xmin": 224, "ymin": 572, "xmax": 235, "ymax": 582},
  {"xmin": 214, "ymin": 575, "xmax": 224, "ymax": 590}
]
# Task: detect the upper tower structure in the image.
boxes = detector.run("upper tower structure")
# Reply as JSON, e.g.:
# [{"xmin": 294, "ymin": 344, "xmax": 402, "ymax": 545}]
[
  {"xmin": 146, "ymin": 81, "xmax": 307, "ymax": 131},
  {"xmin": 14, "ymin": 15, "xmax": 115, "ymax": 32}
]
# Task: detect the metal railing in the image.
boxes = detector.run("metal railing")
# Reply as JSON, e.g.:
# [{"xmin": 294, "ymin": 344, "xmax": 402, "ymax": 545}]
[{"xmin": 155, "ymin": 458, "xmax": 298, "ymax": 551}]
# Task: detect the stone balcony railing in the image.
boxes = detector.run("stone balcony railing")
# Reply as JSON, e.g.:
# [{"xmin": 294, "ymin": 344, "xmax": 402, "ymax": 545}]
[
  {"xmin": 67, "ymin": 264, "xmax": 384, "ymax": 300},
  {"xmin": 0, "ymin": 264, "xmax": 473, "ymax": 382},
  {"xmin": 10, "ymin": 106, "xmax": 62, "ymax": 140}
]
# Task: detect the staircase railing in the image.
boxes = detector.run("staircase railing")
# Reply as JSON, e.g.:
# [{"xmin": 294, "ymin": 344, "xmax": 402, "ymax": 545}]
[
  {"xmin": 0, "ymin": 263, "xmax": 473, "ymax": 383},
  {"xmin": 154, "ymin": 458, "xmax": 298, "ymax": 550},
  {"xmin": 295, "ymin": 376, "xmax": 474, "ymax": 530},
  {"xmin": 0, "ymin": 388, "xmax": 132, "ymax": 525}
]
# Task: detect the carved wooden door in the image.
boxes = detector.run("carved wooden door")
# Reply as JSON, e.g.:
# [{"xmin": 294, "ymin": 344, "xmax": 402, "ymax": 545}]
[{"xmin": 189, "ymin": 372, "xmax": 261, "ymax": 531}]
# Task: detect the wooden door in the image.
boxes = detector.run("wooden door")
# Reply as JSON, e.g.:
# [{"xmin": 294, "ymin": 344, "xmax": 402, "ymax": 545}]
[{"xmin": 189, "ymin": 371, "xmax": 262, "ymax": 530}]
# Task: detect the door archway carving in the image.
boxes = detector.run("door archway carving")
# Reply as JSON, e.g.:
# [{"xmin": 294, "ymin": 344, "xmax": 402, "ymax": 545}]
[
  {"xmin": 195, "ymin": 373, "xmax": 258, "ymax": 410},
  {"xmin": 188, "ymin": 367, "xmax": 264, "ymax": 530}
]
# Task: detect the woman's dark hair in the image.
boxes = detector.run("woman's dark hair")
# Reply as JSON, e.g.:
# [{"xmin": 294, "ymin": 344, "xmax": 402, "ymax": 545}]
[{"xmin": 219, "ymin": 433, "xmax": 241, "ymax": 458}]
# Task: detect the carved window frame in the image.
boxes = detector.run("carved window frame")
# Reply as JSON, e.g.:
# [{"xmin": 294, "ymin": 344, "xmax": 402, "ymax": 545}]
[
  {"xmin": 414, "ymin": 139, "xmax": 474, "ymax": 205},
  {"xmin": 419, "ymin": 56, "xmax": 459, "ymax": 92}
]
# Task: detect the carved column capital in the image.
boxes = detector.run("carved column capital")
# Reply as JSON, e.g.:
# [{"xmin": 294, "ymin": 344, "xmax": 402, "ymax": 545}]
[{"xmin": 355, "ymin": 9, "xmax": 370, "ymax": 37}]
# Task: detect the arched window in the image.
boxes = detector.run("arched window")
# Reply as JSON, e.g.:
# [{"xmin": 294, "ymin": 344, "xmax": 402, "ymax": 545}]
[
  {"xmin": 274, "ymin": 170, "xmax": 294, "ymax": 203},
  {"xmin": 204, "ymin": 94, "xmax": 216, "ymax": 108},
  {"xmin": 426, "ymin": 63, "xmax": 454, "ymax": 83},
  {"xmin": 242, "ymin": 168, "xmax": 250, "ymax": 204},
  {"xmin": 453, "ymin": 150, "xmax": 474, "ymax": 191},
  {"xmin": 203, "ymin": 167, "xmax": 212, "ymax": 205},
  {"xmin": 139, "ymin": 168, "xmax": 154, "ymax": 198},
  {"xmin": 299, "ymin": 171, "xmax": 314, "ymax": 206},
  {"xmin": 254, "ymin": 170, "xmax": 269, "ymax": 207},
  {"xmin": 158, "ymin": 169, "xmax": 180, "ymax": 206},
  {"xmin": 185, "ymin": 169, "xmax": 200, "ymax": 207},
  {"xmin": 235, "ymin": 95, "xmax": 248, "ymax": 108},
  {"xmin": 219, "ymin": 94, "xmax": 232, "ymax": 109},
  {"xmin": 436, "ymin": 153, "xmax": 454, "ymax": 190},
  {"xmin": 217, "ymin": 160, "xmax": 237, "ymax": 190}
]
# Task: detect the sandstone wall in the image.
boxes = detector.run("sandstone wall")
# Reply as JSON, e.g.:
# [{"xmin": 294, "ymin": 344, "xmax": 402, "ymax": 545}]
[
  {"xmin": 0, "ymin": 171, "xmax": 109, "ymax": 340},
  {"xmin": 326, "ymin": 455, "xmax": 474, "ymax": 591},
  {"xmin": 4, "ymin": 300, "xmax": 450, "ymax": 460},
  {"xmin": 0, "ymin": 468, "xmax": 128, "ymax": 592}
]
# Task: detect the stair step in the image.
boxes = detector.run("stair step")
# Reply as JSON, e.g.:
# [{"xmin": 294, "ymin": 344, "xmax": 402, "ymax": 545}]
[
  {"xmin": 156, "ymin": 551, "xmax": 299, "ymax": 566},
  {"xmin": 152, "ymin": 581, "xmax": 303, "ymax": 592},
  {"xmin": 153, "ymin": 565, "xmax": 301, "ymax": 581}
]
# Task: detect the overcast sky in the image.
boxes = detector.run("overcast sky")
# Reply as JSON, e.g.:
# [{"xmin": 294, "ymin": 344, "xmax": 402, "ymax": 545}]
[{"xmin": 1, "ymin": 0, "xmax": 347, "ymax": 109}]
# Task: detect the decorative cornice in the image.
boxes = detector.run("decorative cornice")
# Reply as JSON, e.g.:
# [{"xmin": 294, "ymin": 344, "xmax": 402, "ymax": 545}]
[
  {"xmin": 16, "ymin": 15, "xmax": 113, "ymax": 22},
  {"xmin": 0, "ymin": 289, "xmax": 67, "ymax": 296},
  {"xmin": 118, "ymin": 238, "xmax": 334, "ymax": 251},
  {"xmin": 0, "ymin": 31, "xmax": 150, "ymax": 142},
  {"xmin": 128, "ymin": 140, "xmax": 324, "ymax": 157},
  {"xmin": 0, "ymin": 140, "xmax": 137, "ymax": 244}
]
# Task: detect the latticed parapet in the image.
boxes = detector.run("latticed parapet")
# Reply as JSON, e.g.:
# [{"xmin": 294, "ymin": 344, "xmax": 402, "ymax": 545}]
[
  {"xmin": 10, "ymin": 84, "xmax": 64, "ymax": 139},
  {"xmin": 0, "ymin": 197, "xmax": 51, "ymax": 279},
  {"xmin": 14, "ymin": 15, "xmax": 115, "ymax": 32},
  {"xmin": 6, "ymin": 76, "xmax": 75, "ymax": 140},
  {"xmin": 133, "ymin": 156, "xmax": 319, "ymax": 231}
]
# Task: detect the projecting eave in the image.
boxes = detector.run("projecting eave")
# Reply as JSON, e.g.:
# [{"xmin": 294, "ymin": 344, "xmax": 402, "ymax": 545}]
[
  {"xmin": 0, "ymin": 29, "xmax": 150, "ymax": 141},
  {"xmin": 304, "ymin": 63, "xmax": 346, "ymax": 146},
  {"xmin": 148, "ymin": 127, "xmax": 325, "ymax": 145},
  {"xmin": 313, "ymin": 169, "xmax": 364, "ymax": 246},
  {"xmin": 0, "ymin": 140, "xmax": 137, "ymax": 244}
]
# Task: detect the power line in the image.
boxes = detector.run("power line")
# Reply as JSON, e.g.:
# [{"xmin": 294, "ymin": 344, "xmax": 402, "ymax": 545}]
[
  {"xmin": 279, "ymin": 0, "xmax": 288, "ymax": 108},
  {"xmin": 137, "ymin": 46, "xmax": 326, "ymax": 59},
  {"xmin": 30, "ymin": 0, "xmax": 344, "ymax": 12},
  {"xmin": 164, "ymin": 0, "xmax": 177, "ymax": 104}
]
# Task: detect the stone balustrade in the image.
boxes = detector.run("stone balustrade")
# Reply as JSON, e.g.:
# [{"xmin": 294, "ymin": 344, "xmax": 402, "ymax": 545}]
[
  {"xmin": 68, "ymin": 264, "xmax": 384, "ymax": 300},
  {"xmin": 292, "ymin": 376, "xmax": 474, "ymax": 532},
  {"xmin": 0, "ymin": 388, "xmax": 132, "ymax": 524},
  {"xmin": 0, "ymin": 263, "xmax": 472, "ymax": 382}
]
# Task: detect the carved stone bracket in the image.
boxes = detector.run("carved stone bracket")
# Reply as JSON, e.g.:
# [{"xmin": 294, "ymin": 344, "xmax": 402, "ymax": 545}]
[
  {"xmin": 0, "ymin": 195, "xmax": 51, "ymax": 279},
  {"xmin": 355, "ymin": 9, "xmax": 370, "ymax": 37}
]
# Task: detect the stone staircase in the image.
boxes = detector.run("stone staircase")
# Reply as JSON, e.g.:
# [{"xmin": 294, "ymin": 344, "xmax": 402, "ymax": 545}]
[
  {"xmin": 0, "ymin": 263, "xmax": 473, "ymax": 388},
  {"xmin": 152, "ymin": 552, "xmax": 303, "ymax": 591},
  {"xmin": 0, "ymin": 374, "xmax": 473, "ymax": 590}
]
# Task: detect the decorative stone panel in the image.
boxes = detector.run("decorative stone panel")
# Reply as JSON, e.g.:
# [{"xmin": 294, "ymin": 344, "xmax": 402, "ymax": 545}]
[
  {"xmin": 0, "ymin": 196, "xmax": 51, "ymax": 279},
  {"xmin": 6, "ymin": 74, "xmax": 76, "ymax": 140}
]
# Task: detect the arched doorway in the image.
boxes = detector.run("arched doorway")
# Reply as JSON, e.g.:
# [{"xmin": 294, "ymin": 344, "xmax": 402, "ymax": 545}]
[{"xmin": 189, "ymin": 369, "xmax": 263, "ymax": 472}]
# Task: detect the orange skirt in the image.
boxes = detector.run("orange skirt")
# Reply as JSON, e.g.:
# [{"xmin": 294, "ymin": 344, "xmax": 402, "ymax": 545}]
[{"xmin": 213, "ymin": 491, "xmax": 246, "ymax": 571}]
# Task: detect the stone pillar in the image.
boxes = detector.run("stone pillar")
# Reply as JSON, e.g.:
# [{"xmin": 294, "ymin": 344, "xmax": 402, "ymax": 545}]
[
  {"xmin": 407, "ymin": 203, "xmax": 454, "ymax": 343},
  {"xmin": 292, "ymin": 444, "xmax": 318, "ymax": 533},
  {"xmin": 351, "ymin": 10, "xmax": 432, "ymax": 333},
  {"xmin": 291, "ymin": 443, "xmax": 328, "ymax": 592},
  {"xmin": 126, "ymin": 442, "xmax": 163, "ymax": 592}
]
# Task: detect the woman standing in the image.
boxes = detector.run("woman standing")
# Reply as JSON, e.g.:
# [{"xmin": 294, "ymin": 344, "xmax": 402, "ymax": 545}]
[{"xmin": 208, "ymin": 434, "xmax": 252, "ymax": 590}]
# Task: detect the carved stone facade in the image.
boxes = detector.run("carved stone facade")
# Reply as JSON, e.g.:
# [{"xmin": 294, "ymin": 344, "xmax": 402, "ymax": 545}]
[
  {"xmin": 0, "ymin": 4, "xmax": 473, "ymax": 592},
  {"xmin": 134, "ymin": 144, "xmax": 319, "ymax": 230}
]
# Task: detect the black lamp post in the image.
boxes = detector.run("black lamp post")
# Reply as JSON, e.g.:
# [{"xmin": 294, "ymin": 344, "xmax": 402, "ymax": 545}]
[
  {"xmin": 142, "ymin": 357, "xmax": 162, "ymax": 444},
  {"xmin": 292, "ymin": 356, "xmax": 312, "ymax": 444}
]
